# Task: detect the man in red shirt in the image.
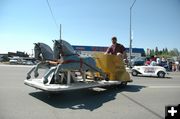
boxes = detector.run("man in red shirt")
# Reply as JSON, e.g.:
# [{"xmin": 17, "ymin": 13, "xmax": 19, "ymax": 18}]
[{"xmin": 105, "ymin": 37, "xmax": 127, "ymax": 60}]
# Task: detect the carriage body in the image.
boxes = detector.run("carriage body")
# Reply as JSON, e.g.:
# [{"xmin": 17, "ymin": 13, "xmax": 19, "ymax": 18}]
[{"xmin": 94, "ymin": 53, "xmax": 131, "ymax": 82}]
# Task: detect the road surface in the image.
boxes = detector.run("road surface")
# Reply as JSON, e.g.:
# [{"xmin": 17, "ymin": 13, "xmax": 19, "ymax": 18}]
[{"xmin": 0, "ymin": 64, "xmax": 180, "ymax": 119}]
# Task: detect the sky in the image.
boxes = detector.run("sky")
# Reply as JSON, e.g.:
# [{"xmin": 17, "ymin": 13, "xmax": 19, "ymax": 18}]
[{"xmin": 0, "ymin": 0, "xmax": 180, "ymax": 55}]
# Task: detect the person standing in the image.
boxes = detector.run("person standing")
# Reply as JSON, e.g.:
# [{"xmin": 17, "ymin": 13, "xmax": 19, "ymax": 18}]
[{"xmin": 175, "ymin": 60, "xmax": 179, "ymax": 72}]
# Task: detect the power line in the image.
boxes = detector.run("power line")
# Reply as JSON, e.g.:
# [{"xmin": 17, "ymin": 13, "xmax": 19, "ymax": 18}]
[{"xmin": 46, "ymin": 0, "xmax": 58, "ymax": 28}]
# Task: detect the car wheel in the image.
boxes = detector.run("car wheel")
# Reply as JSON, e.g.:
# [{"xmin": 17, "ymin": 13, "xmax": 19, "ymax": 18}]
[
  {"xmin": 132, "ymin": 70, "xmax": 138, "ymax": 76},
  {"xmin": 157, "ymin": 71, "xmax": 165, "ymax": 78}
]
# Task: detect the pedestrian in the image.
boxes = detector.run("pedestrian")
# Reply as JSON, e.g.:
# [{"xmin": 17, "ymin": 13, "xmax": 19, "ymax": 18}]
[{"xmin": 175, "ymin": 60, "xmax": 179, "ymax": 72}]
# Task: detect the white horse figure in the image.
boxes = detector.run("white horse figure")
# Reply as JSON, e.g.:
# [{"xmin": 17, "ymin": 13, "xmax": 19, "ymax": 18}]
[
  {"xmin": 43, "ymin": 40, "xmax": 107, "ymax": 84},
  {"xmin": 26, "ymin": 42, "xmax": 54, "ymax": 79}
]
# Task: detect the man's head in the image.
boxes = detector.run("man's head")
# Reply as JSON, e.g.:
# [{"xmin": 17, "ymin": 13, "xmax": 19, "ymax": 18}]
[{"xmin": 112, "ymin": 36, "xmax": 117, "ymax": 45}]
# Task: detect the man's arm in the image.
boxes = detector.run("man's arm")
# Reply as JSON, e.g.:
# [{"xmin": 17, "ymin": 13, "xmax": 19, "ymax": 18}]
[
  {"xmin": 123, "ymin": 51, "xmax": 128, "ymax": 61},
  {"xmin": 105, "ymin": 47, "xmax": 112, "ymax": 54},
  {"xmin": 121, "ymin": 45, "xmax": 128, "ymax": 63}
]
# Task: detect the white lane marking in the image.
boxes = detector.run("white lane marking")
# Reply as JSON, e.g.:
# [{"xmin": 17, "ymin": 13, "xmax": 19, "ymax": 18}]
[
  {"xmin": 148, "ymin": 86, "xmax": 180, "ymax": 88},
  {"xmin": 0, "ymin": 64, "xmax": 33, "ymax": 68}
]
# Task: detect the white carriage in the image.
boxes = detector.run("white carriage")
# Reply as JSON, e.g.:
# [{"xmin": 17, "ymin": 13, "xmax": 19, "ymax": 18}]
[{"xmin": 24, "ymin": 40, "xmax": 132, "ymax": 92}]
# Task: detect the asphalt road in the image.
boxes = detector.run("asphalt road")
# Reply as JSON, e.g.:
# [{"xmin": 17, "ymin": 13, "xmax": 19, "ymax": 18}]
[{"xmin": 0, "ymin": 64, "xmax": 180, "ymax": 119}]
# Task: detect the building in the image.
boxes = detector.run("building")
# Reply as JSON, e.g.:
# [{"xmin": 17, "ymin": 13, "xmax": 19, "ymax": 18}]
[
  {"xmin": 0, "ymin": 54, "xmax": 8, "ymax": 62},
  {"xmin": 72, "ymin": 45, "xmax": 107, "ymax": 56},
  {"xmin": 8, "ymin": 51, "xmax": 29, "ymax": 57},
  {"xmin": 0, "ymin": 51, "xmax": 31, "ymax": 62},
  {"xmin": 72, "ymin": 45, "xmax": 145, "ymax": 58},
  {"xmin": 126, "ymin": 48, "xmax": 146, "ymax": 58}
]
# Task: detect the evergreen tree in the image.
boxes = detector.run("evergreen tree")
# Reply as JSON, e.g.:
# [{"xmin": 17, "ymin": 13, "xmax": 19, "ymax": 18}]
[
  {"xmin": 165, "ymin": 48, "xmax": 168, "ymax": 55},
  {"xmin": 155, "ymin": 47, "xmax": 158, "ymax": 55},
  {"xmin": 150, "ymin": 49, "xmax": 155, "ymax": 56}
]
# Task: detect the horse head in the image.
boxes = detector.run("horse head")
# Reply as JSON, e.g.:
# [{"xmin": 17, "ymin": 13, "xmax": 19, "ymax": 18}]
[
  {"xmin": 34, "ymin": 42, "xmax": 54, "ymax": 61},
  {"xmin": 54, "ymin": 40, "xmax": 76, "ymax": 58},
  {"xmin": 34, "ymin": 43, "xmax": 42, "ymax": 60}
]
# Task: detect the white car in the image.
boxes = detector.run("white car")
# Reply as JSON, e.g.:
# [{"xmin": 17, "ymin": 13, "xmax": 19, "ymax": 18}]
[
  {"xmin": 131, "ymin": 65, "xmax": 167, "ymax": 78},
  {"xmin": 9, "ymin": 59, "xmax": 18, "ymax": 64}
]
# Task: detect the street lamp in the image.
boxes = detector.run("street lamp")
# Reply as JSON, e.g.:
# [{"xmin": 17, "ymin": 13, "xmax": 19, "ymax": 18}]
[{"xmin": 129, "ymin": 0, "xmax": 136, "ymax": 67}]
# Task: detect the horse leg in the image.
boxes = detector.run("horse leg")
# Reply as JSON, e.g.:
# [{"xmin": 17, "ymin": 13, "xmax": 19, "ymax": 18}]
[
  {"xmin": 43, "ymin": 66, "xmax": 57, "ymax": 84},
  {"xmin": 34, "ymin": 62, "xmax": 41, "ymax": 78},
  {"xmin": 54, "ymin": 64, "xmax": 63, "ymax": 83},
  {"xmin": 26, "ymin": 66, "xmax": 36, "ymax": 79},
  {"xmin": 34, "ymin": 62, "xmax": 49, "ymax": 78},
  {"xmin": 80, "ymin": 70, "xmax": 86, "ymax": 82},
  {"xmin": 54, "ymin": 63, "xmax": 77, "ymax": 83}
]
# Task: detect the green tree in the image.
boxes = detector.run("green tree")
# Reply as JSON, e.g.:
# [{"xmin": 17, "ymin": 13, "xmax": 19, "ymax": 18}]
[
  {"xmin": 172, "ymin": 48, "xmax": 179, "ymax": 56},
  {"xmin": 155, "ymin": 47, "xmax": 158, "ymax": 55},
  {"xmin": 169, "ymin": 50, "xmax": 176, "ymax": 56},
  {"xmin": 159, "ymin": 50, "xmax": 162, "ymax": 55},
  {"xmin": 165, "ymin": 48, "xmax": 168, "ymax": 55},
  {"xmin": 150, "ymin": 49, "xmax": 155, "ymax": 56}
]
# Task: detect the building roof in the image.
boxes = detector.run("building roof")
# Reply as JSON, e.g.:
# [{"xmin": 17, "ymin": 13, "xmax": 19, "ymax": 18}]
[
  {"xmin": 72, "ymin": 45, "xmax": 145, "ymax": 54},
  {"xmin": 125, "ymin": 48, "xmax": 145, "ymax": 54},
  {"xmin": 72, "ymin": 45, "xmax": 107, "ymax": 52}
]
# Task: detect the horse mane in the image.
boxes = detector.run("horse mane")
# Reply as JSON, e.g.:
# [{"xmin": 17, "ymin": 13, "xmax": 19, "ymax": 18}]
[
  {"xmin": 61, "ymin": 40, "xmax": 76, "ymax": 55},
  {"xmin": 38, "ymin": 43, "xmax": 54, "ymax": 60}
]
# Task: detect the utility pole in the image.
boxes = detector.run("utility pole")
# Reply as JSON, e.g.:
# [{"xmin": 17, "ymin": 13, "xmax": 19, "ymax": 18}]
[
  {"xmin": 60, "ymin": 24, "xmax": 62, "ymax": 40},
  {"xmin": 129, "ymin": 0, "xmax": 136, "ymax": 67},
  {"xmin": 31, "ymin": 49, "xmax": 33, "ymax": 57}
]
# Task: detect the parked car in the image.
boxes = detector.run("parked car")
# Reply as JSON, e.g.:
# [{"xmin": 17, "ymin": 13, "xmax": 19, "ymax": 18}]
[
  {"xmin": 9, "ymin": 59, "xmax": 18, "ymax": 64},
  {"xmin": 25, "ymin": 61, "xmax": 34, "ymax": 65},
  {"xmin": 130, "ymin": 57, "xmax": 146, "ymax": 68},
  {"xmin": 131, "ymin": 65, "xmax": 167, "ymax": 78},
  {"xmin": 9, "ymin": 56, "xmax": 23, "ymax": 64},
  {"xmin": 22, "ymin": 60, "xmax": 34, "ymax": 65}
]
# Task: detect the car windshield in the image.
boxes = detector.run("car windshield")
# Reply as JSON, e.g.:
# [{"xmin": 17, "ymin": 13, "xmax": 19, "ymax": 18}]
[{"xmin": 132, "ymin": 57, "xmax": 146, "ymax": 61}]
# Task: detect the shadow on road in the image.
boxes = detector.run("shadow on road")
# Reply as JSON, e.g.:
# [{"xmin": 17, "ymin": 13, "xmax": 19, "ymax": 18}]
[{"xmin": 29, "ymin": 85, "xmax": 145, "ymax": 111}]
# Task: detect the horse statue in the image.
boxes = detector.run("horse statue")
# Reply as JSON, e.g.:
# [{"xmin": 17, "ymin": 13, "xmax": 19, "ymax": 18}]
[
  {"xmin": 42, "ymin": 39, "xmax": 107, "ymax": 84},
  {"xmin": 26, "ymin": 42, "xmax": 54, "ymax": 79}
]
